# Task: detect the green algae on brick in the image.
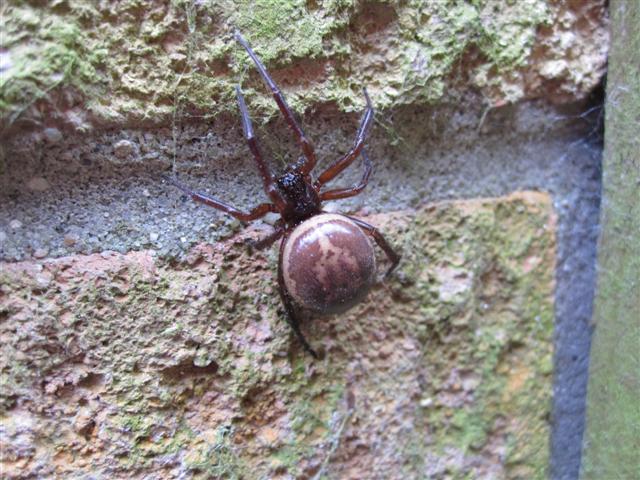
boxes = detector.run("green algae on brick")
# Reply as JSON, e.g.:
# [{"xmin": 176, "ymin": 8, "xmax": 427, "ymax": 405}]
[
  {"xmin": 581, "ymin": 1, "xmax": 640, "ymax": 477},
  {"xmin": 0, "ymin": 4, "xmax": 107, "ymax": 126},
  {"xmin": 0, "ymin": 193, "xmax": 555, "ymax": 478},
  {"xmin": 1, "ymin": 0, "xmax": 603, "ymax": 130}
]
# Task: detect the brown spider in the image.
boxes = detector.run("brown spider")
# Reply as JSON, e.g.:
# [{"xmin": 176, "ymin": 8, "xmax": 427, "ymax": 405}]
[{"xmin": 165, "ymin": 31, "xmax": 400, "ymax": 358}]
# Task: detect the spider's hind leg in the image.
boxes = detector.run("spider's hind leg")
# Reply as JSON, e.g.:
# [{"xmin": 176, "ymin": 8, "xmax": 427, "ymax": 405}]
[
  {"xmin": 246, "ymin": 222, "xmax": 285, "ymax": 253},
  {"xmin": 347, "ymin": 215, "xmax": 401, "ymax": 278},
  {"xmin": 277, "ymin": 237, "xmax": 319, "ymax": 359},
  {"xmin": 280, "ymin": 294, "xmax": 319, "ymax": 359}
]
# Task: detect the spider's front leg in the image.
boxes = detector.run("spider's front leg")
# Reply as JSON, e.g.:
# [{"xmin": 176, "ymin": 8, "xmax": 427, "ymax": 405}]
[
  {"xmin": 163, "ymin": 175, "xmax": 277, "ymax": 222},
  {"xmin": 315, "ymin": 89, "xmax": 375, "ymax": 188},
  {"xmin": 235, "ymin": 31, "xmax": 317, "ymax": 175},
  {"xmin": 235, "ymin": 86, "xmax": 286, "ymax": 211},
  {"xmin": 319, "ymin": 149, "xmax": 372, "ymax": 201}
]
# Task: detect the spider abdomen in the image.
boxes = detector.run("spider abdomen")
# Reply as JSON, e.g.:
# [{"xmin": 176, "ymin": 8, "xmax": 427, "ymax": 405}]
[{"xmin": 282, "ymin": 213, "xmax": 376, "ymax": 315}]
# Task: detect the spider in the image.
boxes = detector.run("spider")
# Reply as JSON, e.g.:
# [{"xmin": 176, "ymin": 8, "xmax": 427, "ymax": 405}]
[{"xmin": 164, "ymin": 31, "xmax": 400, "ymax": 358}]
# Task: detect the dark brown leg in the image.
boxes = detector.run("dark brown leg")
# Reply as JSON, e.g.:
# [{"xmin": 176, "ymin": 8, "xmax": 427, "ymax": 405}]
[
  {"xmin": 236, "ymin": 86, "xmax": 286, "ymax": 210},
  {"xmin": 315, "ymin": 89, "xmax": 374, "ymax": 188},
  {"xmin": 163, "ymin": 175, "xmax": 277, "ymax": 222},
  {"xmin": 235, "ymin": 31, "xmax": 317, "ymax": 175},
  {"xmin": 277, "ymin": 234, "xmax": 319, "ymax": 358},
  {"xmin": 247, "ymin": 221, "xmax": 285, "ymax": 252},
  {"xmin": 346, "ymin": 215, "xmax": 400, "ymax": 277},
  {"xmin": 319, "ymin": 149, "xmax": 372, "ymax": 201}
]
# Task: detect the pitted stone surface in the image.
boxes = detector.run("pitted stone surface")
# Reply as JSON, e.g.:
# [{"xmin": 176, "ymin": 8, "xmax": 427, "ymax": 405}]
[
  {"xmin": 1, "ymin": 1, "xmax": 607, "ymax": 132},
  {"xmin": 1, "ymin": 193, "xmax": 555, "ymax": 479}
]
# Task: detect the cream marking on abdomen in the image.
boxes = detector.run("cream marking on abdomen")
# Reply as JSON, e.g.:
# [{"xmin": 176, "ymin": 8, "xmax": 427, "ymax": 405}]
[
  {"xmin": 282, "ymin": 213, "xmax": 375, "ymax": 312},
  {"xmin": 311, "ymin": 225, "xmax": 359, "ymax": 290}
]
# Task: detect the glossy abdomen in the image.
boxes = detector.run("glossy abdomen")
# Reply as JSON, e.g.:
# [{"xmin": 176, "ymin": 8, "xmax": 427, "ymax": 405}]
[{"xmin": 282, "ymin": 213, "xmax": 376, "ymax": 315}]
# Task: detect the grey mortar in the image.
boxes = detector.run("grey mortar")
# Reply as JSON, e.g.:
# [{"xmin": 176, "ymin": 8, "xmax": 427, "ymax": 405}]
[{"xmin": 0, "ymin": 95, "xmax": 601, "ymax": 480}]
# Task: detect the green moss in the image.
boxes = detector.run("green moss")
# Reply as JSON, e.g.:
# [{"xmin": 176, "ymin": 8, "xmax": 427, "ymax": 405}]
[
  {"xmin": 119, "ymin": 413, "xmax": 155, "ymax": 442},
  {"xmin": 184, "ymin": 426, "xmax": 249, "ymax": 479},
  {"xmin": 270, "ymin": 442, "xmax": 316, "ymax": 474},
  {"xmin": 1, "ymin": 0, "xmax": 552, "ymax": 127},
  {"xmin": 451, "ymin": 409, "xmax": 489, "ymax": 452},
  {"xmin": 0, "ymin": 4, "xmax": 107, "ymax": 126},
  {"xmin": 403, "ymin": 196, "xmax": 552, "ymax": 477},
  {"xmin": 233, "ymin": 0, "xmax": 325, "ymax": 59},
  {"xmin": 582, "ymin": 1, "xmax": 640, "ymax": 477},
  {"xmin": 0, "ymin": 194, "xmax": 554, "ymax": 476},
  {"xmin": 265, "ymin": 356, "xmax": 347, "ymax": 476}
]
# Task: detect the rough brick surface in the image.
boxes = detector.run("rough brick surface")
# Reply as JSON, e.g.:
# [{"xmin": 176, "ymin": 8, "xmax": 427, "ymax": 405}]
[
  {"xmin": 1, "ymin": 192, "xmax": 555, "ymax": 479},
  {"xmin": 1, "ymin": 1, "xmax": 607, "ymax": 132}
]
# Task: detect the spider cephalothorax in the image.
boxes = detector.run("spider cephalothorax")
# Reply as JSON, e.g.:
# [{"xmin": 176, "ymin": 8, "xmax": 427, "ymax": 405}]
[
  {"xmin": 165, "ymin": 31, "xmax": 400, "ymax": 358},
  {"xmin": 276, "ymin": 170, "xmax": 321, "ymax": 223}
]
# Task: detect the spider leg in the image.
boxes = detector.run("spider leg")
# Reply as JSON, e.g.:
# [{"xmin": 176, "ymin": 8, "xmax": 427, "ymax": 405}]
[
  {"xmin": 247, "ymin": 221, "xmax": 285, "ymax": 252},
  {"xmin": 235, "ymin": 31, "xmax": 317, "ymax": 175},
  {"xmin": 345, "ymin": 215, "xmax": 400, "ymax": 278},
  {"xmin": 319, "ymin": 149, "xmax": 372, "ymax": 201},
  {"xmin": 315, "ymin": 89, "xmax": 374, "ymax": 188},
  {"xmin": 163, "ymin": 175, "xmax": 277, "ymax": 222},
  {"xmin": 278, "ymin": 235, "xmax": 319, "ymax": 358},
  {"xmin": 236, "ymin": 86, "xmax": 286, "ymax": 210}
]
